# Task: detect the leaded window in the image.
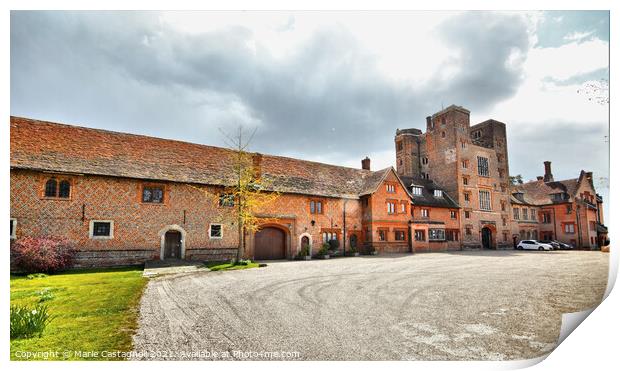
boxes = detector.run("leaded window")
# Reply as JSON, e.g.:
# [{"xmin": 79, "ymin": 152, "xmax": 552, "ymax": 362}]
[
  {"xmin": 477, "ymin": 156, "xmax": 489, "ymax": 177},
  {"xmin": 142, "ymin": 186, "xmax": 164, "ymax": 203}
]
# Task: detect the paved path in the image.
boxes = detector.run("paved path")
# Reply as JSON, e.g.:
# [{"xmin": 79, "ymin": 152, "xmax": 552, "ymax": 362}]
[{"xmin": 131, "ymin": 250, "xmax": 608, "ymax": 361}]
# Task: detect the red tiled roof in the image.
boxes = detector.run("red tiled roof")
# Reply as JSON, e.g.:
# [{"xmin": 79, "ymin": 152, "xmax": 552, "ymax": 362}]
[
  {"xmin": 512, "ymin": 178, "xmax": 579, "ymax": 205},
  {"xmin": 10, "ymin": 116, "xmax": 391, "ymax": 199}
]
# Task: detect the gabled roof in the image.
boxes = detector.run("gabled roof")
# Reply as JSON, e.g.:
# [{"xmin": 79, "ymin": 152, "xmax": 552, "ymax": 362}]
[
  {"xmin": 511, "ymin": 178, "xmax": 579, "ymax": 206},
  {"xmin": 10, "ymin": 116, "xmax": 388, "ymax": 199},
  {"xmin": 399, "ymin": 176, "xmax": 460, "ymax": 208}
]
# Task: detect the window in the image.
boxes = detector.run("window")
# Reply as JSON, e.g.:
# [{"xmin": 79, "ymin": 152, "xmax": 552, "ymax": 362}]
[
  {"xmin": 522, "ymin": 208, "xmax": 528, "ymax": 220},
  {"xmin": 465, "ymin": 226, "xmax": 472, "ymax": 235},
  {"xmin": 44, "ymin": 178, "xmax": 71, "ymax": 198},
  {"xmin": 501, "ymin": 201, "xmax": 506, "ymax": 212},
  {"xmin": 387, "ymin": 201, "xmax": 396, "ymax": 214},
  {"xmin": 513, "ymin": 208, "xmax": 520, "ymax": 220},
  {"xmin": 89, "ymin": 220, "xmax": 114, "ymax": 239},
  {"xmin": 10, "ymin": 218, "xmax": 16, "ymax": 239},
  {"xmin": 395, "ymin": 230, "xmax": 406, "ymax": 241},
  {"xmin": 472, "ymin": 130, "xmax": 481, "ymax": 139},
  {"xmin": 441, "ymin": 131, "xmax": 446, "ymax": 138},
  {"xmin": 542, "ymin": 212, "xmax": 551, "ymax": 223},
  {"xmin": 397, "ymin": 141, "xmax": 403, "ymax": 151},
  {"xmin": 322, "ymin": 232, "xmax": 338, "ymax": 243},
  {"xmin": 463, "ymin": 177, "xmax": 469, "ymax": 185},
  {"xmin": 461, "ymin": 140, "xmax": 466, "ymax": 149},
  {"xmin": 422, "ymin": 157, "xmax": 429, "ymax": 165},
  {"xmin": 446, "ymin": 230, "xmax": 459, "ymax": 241},
  {"xmin": 378, "ymin": 229, "xmax": 387, "ymax": 241},
  {"xmin": 429, "ymin": 229, "xmax": 446, "ymax": 241},
  {"xmin": 464, "ymin": 192, "xmax": 471, "ymax": 202},
  {"xmin": 461, "ymin": 160, "xmax": 469, "ymax": 169},
  {"xmin": 142, "ymin": 185, "xmax": 164, "ymax": 203},
  {"xmin": 464, "ymin": 210, "xmax": 471, "ymax": 219},
  {"xmin": 564, "ymin": 223, "xmax": 575, "ymax": 234},
  {"xmin": 386, "ymin": 184, "xmax": 396, "ymax": 193},
  {"xmin": 441, "ymin": 117, "xmax": 446, "ymax": 126},
  {"xmin": 210, "ymin": 224, "xmax": 223, "ymax": 239},
  {"xmin": 412, "ymin": 186, "xmax": 423, "ymax": 196},
  {"xmin": 530, "ymin": 209, "xmax": 536, "ymax": 221},
  {"xmin": 434, "ymin": 190, "xmax": 443, "ymax": 197},
  {"xmin": 310, "ymin": 200, "xmax": 323, "ymax": 214},
  {"xmin": 450, "ymin": 210, "xmax": 457, "ymax": 219},
  {"xmin": 414, "ymin": 230, "xmax": 425, "ymax": 241},
  {"xmin": 219, "ymin": 194, "xmax": 235, "ymax": 207},
  {"xmin": 400, "ymin": 201, "xmax": 407, "ymax": 214},
  {"xmin": 479, "ymin": 190, "xmax": 491, "ymax": 211},
  {"xmin": 421, "ymin": 208, "xmax": 429, "ymax": 218},
  {"xmin": 566, "ymin": 204, "xmax": 572, "ymax": 214},
  {"xmin": 477, "ymin": 156, "xmax": 489, "ymax": 177}
]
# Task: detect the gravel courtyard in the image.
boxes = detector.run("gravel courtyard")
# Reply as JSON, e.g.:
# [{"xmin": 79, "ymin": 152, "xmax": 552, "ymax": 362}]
[{"xmin": 131, "ymin": 250, "xmax": 609, "ymax": 361}]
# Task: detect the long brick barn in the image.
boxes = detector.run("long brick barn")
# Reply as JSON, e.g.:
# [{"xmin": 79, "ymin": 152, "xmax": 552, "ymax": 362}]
[{"xmin": 9, "ymin": 105, "xmax": 608, "ymax": 267}]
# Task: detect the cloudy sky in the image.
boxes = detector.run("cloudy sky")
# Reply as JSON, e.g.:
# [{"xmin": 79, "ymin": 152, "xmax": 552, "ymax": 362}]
[{"xmin": 11, "ymin": 11, "xmax": 609, "ymax": 199}]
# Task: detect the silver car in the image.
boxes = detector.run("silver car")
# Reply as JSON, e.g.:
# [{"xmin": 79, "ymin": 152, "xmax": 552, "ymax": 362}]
[{"xmin": 516, "ymin": 240, "xmax": 554, "ymax": 251}]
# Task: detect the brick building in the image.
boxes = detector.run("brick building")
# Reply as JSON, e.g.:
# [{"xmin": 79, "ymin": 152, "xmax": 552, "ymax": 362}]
[
  {"xmin": 10, "ymin": 105, "xmax": 607, "ymax": 267},
  {"xmin": 396, "ymin": 105, "xmax": 512, "ymax": 249},
  {"xmin": 10, "ymin": 117, "xmax": 414, "ymax": 267}
]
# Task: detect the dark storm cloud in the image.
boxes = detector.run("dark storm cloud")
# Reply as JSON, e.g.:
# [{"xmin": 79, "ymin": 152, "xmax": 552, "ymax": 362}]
[
  {"xmin": 431, "ymin": 12, "xmax": 530, "ymax": 112},
  {"xmin": 11, "ymin": 11, "xmax": 531, "ymax": 166}
]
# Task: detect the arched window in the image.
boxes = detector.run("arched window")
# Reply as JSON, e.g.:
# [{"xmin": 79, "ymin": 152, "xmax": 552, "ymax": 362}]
[
  {"xmin": 45, "ymin": 179, "xmax": 58, "ymax": 197},
  {"xmin": 59, "ymin": 180, "xmax": 71, "ymax": 198}
]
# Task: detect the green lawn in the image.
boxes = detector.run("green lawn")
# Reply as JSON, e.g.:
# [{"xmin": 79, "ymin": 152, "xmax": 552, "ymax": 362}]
[
  {"xmin": 205, "ymin": 261, "xmax": 260, "ymax": 271},
  {"xmin": 10, "ymin": 267, "xmax": 147, "ymax": 361}
]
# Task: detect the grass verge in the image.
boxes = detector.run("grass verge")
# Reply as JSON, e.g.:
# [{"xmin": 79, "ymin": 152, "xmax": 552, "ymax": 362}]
[
  {"xmin": 205, "ymin": 261, "xmax": 260, "ymax": 271},
  {"xmin": 10, "ymin": 267, "xmax": 147, "ymax": 361}
]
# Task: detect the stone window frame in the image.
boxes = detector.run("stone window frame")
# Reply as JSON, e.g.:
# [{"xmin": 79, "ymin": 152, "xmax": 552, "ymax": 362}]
[
  {"xmin": 420, "ymin": 208, "xmax": 430, "ymax": 218},
  {"xmin": 386, "ymin": 200, "xmax": 397, "ymax": 214},
  {"xmin": 464, "ymin": 210, "xmax": 471, "ymax": 219},
  {"xmin": 479, "ymin": 190, "xmax": 492, "ymax": 211},
  {"xmin": 10, "ymin": 218, "xmax": 17, "ymax": 240},
  {"xmin": 139, "ymin": 182, "xmax": 168, "ymax": 205},
  {"xmin": 89, "ymin": 220, "xmax": 114, "ymax": 240},
  {"xmin": 377, "ymin": 228, "xmax": 389, "ymax": 242},
  {"xmin": 414, "ymin": 229, "xmax": 425, "ymax": 241},
  {"xmin": 394, "ymin": 229, "xmax": 407, "ymax": 241},
  {"xmin": 209, "ymin": 223, "xmax": 223, "ymax": 239},
  {"xmin": 40, "ymin": 175, "xmax": 74, "ymax": 201},
  {"xmin": 563, "ymin": 223, "xmax": 575, "ymax": 234},
  {"xmin": 309, "ymin": 199, "xmax": 324, "ymax": 214},
  {"xmin": 385, "ymin": 182, "xmax": 397, "ymax": 193},
  {"xmin": 428, "ymin": 228, "xmax": 446, "ymax": 241},
  {"xmin": 477, "ymin": 156, "xmax": 490, "ymax": 177}
]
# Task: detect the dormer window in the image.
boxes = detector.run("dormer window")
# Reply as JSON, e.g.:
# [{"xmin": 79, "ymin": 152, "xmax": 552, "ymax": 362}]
[
  {"xmin": 433, "ymin": 190, "xmax": 443, "ymax": 198},
  {"xmin": 412, "ymin": 186, "xmax": 423, "ymax": 196}
]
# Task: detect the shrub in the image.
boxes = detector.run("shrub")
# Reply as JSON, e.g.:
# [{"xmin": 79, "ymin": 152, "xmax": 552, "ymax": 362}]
[
  {"xmin": 37, "ymin": 288, "xmax": 55, "ymax": 303},
  {"xmin": 10, "ymin": 304, "xmax": 52, "ymax": 339},
  {"xmin": 318, "ymin": 243, "xmax": 330, "ymax": 255},
  {"xmin": 11, "ymin": 237, "xmax": 76, "ymax": 274},
  {"xmin": 328, "ymin": 239, "xmax": 340, "ymax": 251},
  {"xmin": 26, "ymin": 273, "xmax": 48, "ymax": 280}
]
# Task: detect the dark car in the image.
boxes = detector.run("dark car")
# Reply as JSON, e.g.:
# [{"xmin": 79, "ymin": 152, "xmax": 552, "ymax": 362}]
[
  {"xmin": 539, "ymin": 240, "xmax": 560, "ymax": 250},
  {"xmin": 553, "ymin": 240, "xmax": 573, "ymax": 250}
]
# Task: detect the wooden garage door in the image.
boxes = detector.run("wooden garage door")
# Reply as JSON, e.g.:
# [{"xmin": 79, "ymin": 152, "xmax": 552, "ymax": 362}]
[{"xmin": 254, "ymin": 227, "xmax": 285, "ymax": 260}]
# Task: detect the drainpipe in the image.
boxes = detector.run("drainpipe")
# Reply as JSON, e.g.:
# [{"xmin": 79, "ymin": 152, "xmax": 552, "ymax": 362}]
[
  {"xmin": 343, "ymin": 199, "xmax": 348, "ymax": 256},
  {"xmin": 552, "ymin": 207, "xmax": 557, "ymax": 240},
  {"xmin": 575, "ymin": 204, "xmax": 582, "ymax": 249}
]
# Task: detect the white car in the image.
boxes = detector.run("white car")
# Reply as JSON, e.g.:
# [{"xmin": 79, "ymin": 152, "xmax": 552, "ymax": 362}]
[{"xmin": 517, "ymin": 240, "xmax": 554, "ymax": 251}]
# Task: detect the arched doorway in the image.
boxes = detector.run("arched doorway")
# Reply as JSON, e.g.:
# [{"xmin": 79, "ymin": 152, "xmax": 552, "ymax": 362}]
[
  {"xmin": 349, "ymin": 234, "xmax": 358, "ymax": 249},
  {"xmin": 481, "ymin": 227, "xmax": 493, "ymax": 249},
  {"xmin": 164, "ymin": 231, "xmax": 182, "ymax": 259},
  {"xmin": 158, "ymin": 225, "xmax": 187, "ymax": 260},
  {"xmin": 255, "ymin": 226, "xmax": 286, "ymax": 260}
]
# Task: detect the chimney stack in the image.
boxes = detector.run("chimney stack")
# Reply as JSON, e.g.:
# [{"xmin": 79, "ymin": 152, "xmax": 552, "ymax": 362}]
[
  {"xmin": 543, "ymin": 161, "xmax": 554, "ymax": 182},
  {"xmin": 361, "ymin": 157, "xmax": 371, "ymax": 170},
  {"xmin": 537, "ymin": 176, "xmax": 543, "ymax": 181},
  {"xmin": 426, "ymin": 116, "xmax": 432, "ymax": 130},
  {"xmin": 252, "ymin": 153, "xmax": 263, "ymax": 179}
]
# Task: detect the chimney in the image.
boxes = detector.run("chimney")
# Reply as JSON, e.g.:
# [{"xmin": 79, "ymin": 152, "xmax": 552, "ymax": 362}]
[
  {"xmin": 537, "ymin": 176, "xmax": 543, "ymax": 181},
  {"xmin": 543, "ymin": 161, "xmax": 554, "ymax": 182},
  {"xmin": 252, "ymin": 153, "xmax": 263, "ymax": 179},
  {"xmin": 426, "ymin": 116, "xmax": 432, "ymax": 130},
  {"xmin": 361, "ymin": 157, "xmax": 371, "ymax": 170}
]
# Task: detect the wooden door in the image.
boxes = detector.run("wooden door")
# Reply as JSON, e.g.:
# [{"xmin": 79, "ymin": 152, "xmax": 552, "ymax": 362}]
[
  {"xmin": 164, "ymin": 231, "xmax": 182, "ymax": 259},
  {"xmin": 254, "ymin": 227, "xmax": 285, "ymax": 260}
]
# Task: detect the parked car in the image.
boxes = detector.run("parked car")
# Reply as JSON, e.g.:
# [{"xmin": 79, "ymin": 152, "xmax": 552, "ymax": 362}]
[
  {"xmin": 516, "ymin": 240, "xmax": 554, "ymax": 251},
  {"xmin": 553, "ymin": 240, "xmax": 574, "ymax": 250},
  {"xmin": 539, "ymin": 240, "xmax": 560, "ymax": 250}
]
